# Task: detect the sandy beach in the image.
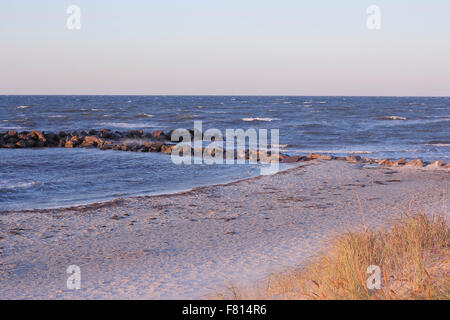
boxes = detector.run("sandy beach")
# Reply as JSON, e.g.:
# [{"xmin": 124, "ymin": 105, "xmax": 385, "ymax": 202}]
[{"xmin": 0, "ymin": 160, "xmax": 447, "ymax": 299}]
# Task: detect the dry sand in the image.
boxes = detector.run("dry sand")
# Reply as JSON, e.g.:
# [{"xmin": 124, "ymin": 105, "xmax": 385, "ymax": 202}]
[{"xmin": 0, "ymin": 160, "xmax": 448, "ymax": 299}]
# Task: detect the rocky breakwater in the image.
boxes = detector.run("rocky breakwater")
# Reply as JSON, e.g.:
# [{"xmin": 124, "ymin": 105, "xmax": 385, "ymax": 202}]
[
  {"xmin": 281, "ymin": 153, "xmax": 449, "ymax": 170},
  {"xmin": 0, "ymin": 129, "xmax": 287, "ymax": 163},
  {"xmin": 0, "ymin": 129, "xmax": 170, "ymax": 151}
]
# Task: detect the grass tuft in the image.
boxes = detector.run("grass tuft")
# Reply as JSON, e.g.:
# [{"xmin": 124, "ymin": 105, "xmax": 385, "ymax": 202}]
[{"xmin": 216, "ymin": 213, "xmax": 450, "ymax": 300}]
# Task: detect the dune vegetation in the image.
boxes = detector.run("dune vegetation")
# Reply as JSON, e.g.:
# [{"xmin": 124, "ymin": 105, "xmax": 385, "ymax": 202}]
[{"xmin": 217, "ymin": 213, "xmax": 449, "ymax": 300}]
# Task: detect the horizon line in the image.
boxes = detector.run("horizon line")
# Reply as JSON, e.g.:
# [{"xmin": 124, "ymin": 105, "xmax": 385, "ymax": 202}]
[{"xmin": 1, "ymin": 94, "xmax": 449, "ymax": 98}]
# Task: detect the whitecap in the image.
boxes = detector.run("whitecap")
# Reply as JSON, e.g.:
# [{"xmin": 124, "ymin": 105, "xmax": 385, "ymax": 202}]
[
  {"xmin": 137, "ymin": 113, "xmax": 154, "ymax": 118},
  {"xmin": 426, "ymin": 143, "xmax": 450, "ymax": 147},
  {"xmin": 381, "ymin": 116, "xmax": 407, "ymax": 121},
  {"xmin": 0, "ymin": 126, "xmax": 24, "ymax": 130},
  {"xmin": 0, "ymin": 181, "xmax": 37, "ymax": 190},
  {"xmin": 242, "ymin": 117, "xmax": 280, "ymax": 122},
  {"xmin": 16, "ymin": 106, "xmax": 29, "ymax": 109}
]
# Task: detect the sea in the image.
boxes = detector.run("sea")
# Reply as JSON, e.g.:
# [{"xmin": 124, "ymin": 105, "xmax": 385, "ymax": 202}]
[{"xmin": 0, "ymin": 96, "xmax": 449, "ymax": 211}]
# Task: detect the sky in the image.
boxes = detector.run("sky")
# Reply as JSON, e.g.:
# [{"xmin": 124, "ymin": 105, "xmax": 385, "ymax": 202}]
[{"xmin": 0, "ymin": 0, "xmax": 449, "ymax": 96}]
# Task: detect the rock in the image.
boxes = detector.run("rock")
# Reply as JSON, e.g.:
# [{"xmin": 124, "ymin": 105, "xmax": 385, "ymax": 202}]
[
  {"xmin": 307, "ymin": 153, "xmax": 333, "ymax": 160},
  {"xmin": 393, "ymin": 158, "xmax": 407, "ymax": 166},
  {"xmin": 99, "ymin": 129, "xmax": 114, "ymax": 139},
  {"xmin": 335, "ymin": 156, "xmax": 347, "ymax": 160},
  {"xmin": 445, "ymin": 163, "xmax": 450, "ymax": 169},
  {"xmin": 146, "ymin": 141, "xmax": 164, "ymax": 152},
  {"xmin": 44, "ymin": 132, "xmax": 59, "ymax": 146},
  {"xmin": 24, "ymin": 139, "xmax": 36, "ymax": 147},
  {"xmin": 127, "ymin": 130, "xmax": 143, "ymax": 138},
  {"xmin": 281, "ymin": 155, "xmax": 302, "ymax": 163},
  {"xmin": 161, "ymin": 144, "xmax": 178, "ymax": 154},
  {"xmin": 31, "ymin": 130, "xmax": 46, "ymax": 143},
  {"xmin": 346, "ymin": 156, "xmax": 362, "ymax": 163},
  {"xmin": 379, "ymin": 159, "xmax": 394, "ymax": 166},
  {"xmin": 405, "ymin": 159, "xmax": 423, "ymax": 167},
  {"xmin": 152, "ymin": 130, "xmax": 165, "ymax": 140},
  {"xmin": 426, "ymin": 160, "xmax": 444, "ymax": 169},
  {"xmin": 6, "ymin": 130, "xmax": 18, "ymax": 138},
  {"xmin": 112, "ymin": 144, "xmax": 122, "ymax": 150},
  {"xmin": 15, "ymin": 140, "xmax": 27, "ymax": 148},
  {"xmin": 80, "ymin": 135, "xmax": 103, "ymax": 148},
  {"xmin": 6, "ymin": 136, "xmax": 18, "ymax": 145},
  {"xmin": 64, "ymin": 136, "xmax": 81, "ymax": 148},
  {"xmin": 88, "ymin": 129, "xmax": 98, "ymax": 136},
  {"xmin": 364, "ymin": 158, "xmax": 373, "ymax": 164},
  {"xmin": 0, "ymin": 137, "xmax": 5, "ymax": 146}
]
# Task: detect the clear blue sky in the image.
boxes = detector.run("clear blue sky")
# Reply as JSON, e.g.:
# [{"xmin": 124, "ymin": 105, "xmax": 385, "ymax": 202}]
[{"xmin": 1, "ymin": 0, "xmax": 449, "ymax": 95}]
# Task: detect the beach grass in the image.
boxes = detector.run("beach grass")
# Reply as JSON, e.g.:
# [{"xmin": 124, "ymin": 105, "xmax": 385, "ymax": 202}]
[{"xmin": 216, "ymin": 213, "xmax": 450, "ymax": 300}]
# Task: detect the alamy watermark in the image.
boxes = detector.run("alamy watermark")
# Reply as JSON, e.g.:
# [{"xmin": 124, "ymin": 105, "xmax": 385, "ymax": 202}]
[
  {"xmin": 366, "ymin": 5, "xmax": 381, "ymax": 30},
  {"xmin": 366, "ymin": 265, "xmax": 382, "ymax": 290},
  {"xmin": 66, "ymin": 265, "xmax": 81, "ymax": 290},
  {"xmin": 169, "ymin": 121, "xmax": 281, "ymax": 175},
  {"xmin": 66, "ymin": 5, "xmax": 81, "ymax": 30}
]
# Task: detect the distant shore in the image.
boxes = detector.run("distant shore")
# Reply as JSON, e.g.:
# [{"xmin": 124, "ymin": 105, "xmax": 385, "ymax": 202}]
[{"xmin": 0, "ymin": 160, "xmax": 448, "ymax": 299}]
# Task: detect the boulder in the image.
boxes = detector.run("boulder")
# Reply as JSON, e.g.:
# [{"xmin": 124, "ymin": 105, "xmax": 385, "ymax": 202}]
[
  {"xmin": 393, "ymin": 158, "xmax": 407, "ymax": 166},
  {"xmin": 99, "ymin": 129, "xmax": 114, "ymax": 139},
  {"xmin": 281, "ymin": 155, "xmax": 303, "ymax": 163},
  {"xmin": 146, "ymin": 141, "xmax": 164, "ymax": 152},
  {"xmin": 64, "ymin": 140, "xmax": 74, "ymax": 148},
  {"xmin": 346, "ymin": 155, "xmax": 362, "ymax": 163},
  {"xmin": 15, "ymin": 140, "xmax": 27, "ymax": 148},
  {"xmin": 6, "ymin": 130, "xmax": 18, "ymax": 138},
  {"xmin": 379, "ymin": 159, "xmax": 394, "ymax": 166},
  {"xmin": 44, "ymin": 132, "xmax": 59, "ymax": 146},
  {"xmin": 161, "ymin": 144, "xmax": 178, "ymax": 154},
  {"xmin": 31, "ymin": 130, "xmax": 46, "ymax": 143},
  {"xmin": 80, "ymin": 135, "xmax": 103, "ymax": 148},
  {"xmin": 405, "ymin": 159, "xmax": 423, "ymax": 167},
  {"xmin": 307, "ymin": 153, "xmax": 333, "ymax": 160},
  {"xmin": 152, "ymin": 130, "xmax": 165, "ymax": 140},
  {"xmin": 426, "ymin": 160, "xmax": 444, "ymax": 169},
  {"xmin": 127, "ymin": 130, "xmax": 143, "ymax": 138},
  {"xmin": 24, "ymin": 139, "xmax": 36, "ymax": 147}
]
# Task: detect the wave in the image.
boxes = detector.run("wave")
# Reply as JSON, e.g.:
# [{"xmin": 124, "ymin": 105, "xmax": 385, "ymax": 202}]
[
  {"xmin": 425, "ymin": 141, "xmax": 450, "ymax": 147},
  {"xmin": 0, "ymin": 181, "xmax": 37, "ymax": 191},
  {"xmin": 100, "ymin": 122, "xmax": 164, "ymax": 129},
  {"xmin": 242, "ymin": 117, "xmax": 280, "ymax": 122},
  {"xmin": 380, "ymin": 116, "xmax": 407, "ymax": 121},
  {"xmin": 0, "ymin": 126, "xmax": 24, "ymax": 130},
  {"xmin": 426, "ymin": 143, "xmax": 450, "ymax": 147},
  {"xmin": 137, "ymin": 113, "xmax": 154, "ymax": 118},
  {"xmin": 292, "ymin": 149, "xmax": 374, "ymax": 155},
  {"xmin": 16, "ymin": 106, "xmax": 30, "ymax": 109}
]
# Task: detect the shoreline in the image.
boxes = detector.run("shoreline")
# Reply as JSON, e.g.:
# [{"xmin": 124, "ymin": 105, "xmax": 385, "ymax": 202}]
[
  {"xmin": 0, "ymin": 160, "xmax": 448, "ymax": 299},
  {"xmin": 1, "ymin": 155, "xmax": 447, "ymax": 215}
]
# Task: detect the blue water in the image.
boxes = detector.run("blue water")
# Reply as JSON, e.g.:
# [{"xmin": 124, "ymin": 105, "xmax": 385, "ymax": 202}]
[{"xmin": 1, "ymin": 96, "xmax": 449, "ymax": 211}]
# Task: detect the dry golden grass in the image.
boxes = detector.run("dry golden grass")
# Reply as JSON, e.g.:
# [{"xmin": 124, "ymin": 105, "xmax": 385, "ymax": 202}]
[{"xmin": 216, "ymin": 213, "xmax": 450, "ymax": 300}]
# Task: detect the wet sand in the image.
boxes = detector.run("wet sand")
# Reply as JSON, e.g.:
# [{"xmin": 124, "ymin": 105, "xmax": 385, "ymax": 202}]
[{"xmin": 0, "ymin": 160, "xmax": 448, "ymax": 299}]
